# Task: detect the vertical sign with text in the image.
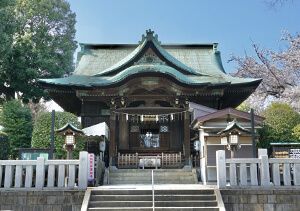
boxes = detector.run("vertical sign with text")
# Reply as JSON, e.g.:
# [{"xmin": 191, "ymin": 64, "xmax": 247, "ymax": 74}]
[{"xmin": 88, "ymin": 153, "xmax": 95, "ymax": 182}]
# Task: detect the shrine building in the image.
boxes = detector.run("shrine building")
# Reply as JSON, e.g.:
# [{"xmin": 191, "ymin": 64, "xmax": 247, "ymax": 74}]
[{"xmin": 39, "ymin": 30, "xmax": 262, "ymax": 181}]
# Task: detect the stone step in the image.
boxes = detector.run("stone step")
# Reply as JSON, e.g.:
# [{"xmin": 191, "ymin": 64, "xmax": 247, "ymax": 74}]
[
  {"xmin": 88, "ymin": 207, "xmax": 219, "ymax": 211},
  {"xmin": 109, "ymin": 174, "xmax": 194, "ymax": 179},
  {"xmin": 109, "ymin": 174, "xmax": 195, "ymax": 178},
  {"xmin": 109, "ymin": 175, "xmax": 195, "ymax": 180},
  {"xmin": 89, "ymin": 201, "xmax": 218, "ymax": 208},
  {"xmin": 91, "ymin": 194, "xmax": 216, "ymax": 201},
  {"xmin": 109, "ymin": 176, "xmax": 195, "ymax": 181},
  {"xmin": 155, "ymin": 201, "xmax": 218, "ymax": 207},
  {"xmin": 91, "ymin": 190, "xmax": 152, "ymax": 195},
  {"xmin": 110, "ymin": 169, "xmax": 192, "ymax": 173},
  {"xmin": 85, "ymin": 188, "xmax": 221, "ymax": 211},
  {"xmin": 109, "ymin": 180, "xmax": 196, "ymax": 185},
  {"xmin": 91, "ymin": 189, "xmax": 214, "ymax": 195},
  {"xmin": 110, "ymin": 170, "xmax": 194, "ymax": 174}
]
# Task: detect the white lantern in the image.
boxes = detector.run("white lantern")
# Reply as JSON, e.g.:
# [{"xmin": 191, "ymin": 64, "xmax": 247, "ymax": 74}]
[
  {"xmin": 65, "ymin": 135, "xmax": 75, "ymax": 145},
  {"xmin": 229, "ymin": 134, "xmax": 239, "ymax": 144}
]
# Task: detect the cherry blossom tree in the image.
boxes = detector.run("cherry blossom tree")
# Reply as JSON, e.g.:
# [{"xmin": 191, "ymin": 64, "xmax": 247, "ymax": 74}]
[{"xmin": 230, "ymin": 33, "xmax": 300, "ymax": 112}]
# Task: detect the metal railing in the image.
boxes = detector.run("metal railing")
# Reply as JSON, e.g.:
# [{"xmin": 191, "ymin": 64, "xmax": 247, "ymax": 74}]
[{"xmin": 152, "ymin": 170, "xmax": 155, "ymax": 211}]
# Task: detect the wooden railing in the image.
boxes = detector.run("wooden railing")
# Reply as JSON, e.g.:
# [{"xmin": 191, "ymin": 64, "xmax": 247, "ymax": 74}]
[
  {"xmin": 216, "ymin": 149, "xmax": 300, "ymax": 188},
  {"xmin": 117, "ymin": 152, "xmax": 182, "ymax": 169},
  {"xmin": 117, "ymin": 153, "xmax": 139, "ymax": 168},
  {"xmin": 0, "ymin": 151, "xmax": 88, "ymax": 190}
]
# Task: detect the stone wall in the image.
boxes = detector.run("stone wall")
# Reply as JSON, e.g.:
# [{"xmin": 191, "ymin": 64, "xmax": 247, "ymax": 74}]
[
  {"xmin": 221, "ymin": 188, "xmax": 300, "ymax": 211},
  {"xmin": 0, "ymin": 190, "xmax": 85, "ymax": 211}
]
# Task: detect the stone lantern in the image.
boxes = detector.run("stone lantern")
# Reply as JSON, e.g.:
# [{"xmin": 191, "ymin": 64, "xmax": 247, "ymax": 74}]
[
  {"xmin": 56, "ymin": 123, "xmax": 83, "ymax": 159},
  {"xmin": 218, "ymin": 119, "xmax": 250, "ymax": 158}
]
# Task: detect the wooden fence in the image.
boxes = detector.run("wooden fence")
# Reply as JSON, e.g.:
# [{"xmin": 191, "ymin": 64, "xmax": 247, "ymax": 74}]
[
  {"xmin": 216, "ymin": 149, "xmax": 300, "ymax": 188},
  {"xmin": 117, "ymin": 152, "xmax": 182, "ymax": 169},
  {"xmin": 0, "ymin": 151, "xmax": 88, "ymax": 190}
]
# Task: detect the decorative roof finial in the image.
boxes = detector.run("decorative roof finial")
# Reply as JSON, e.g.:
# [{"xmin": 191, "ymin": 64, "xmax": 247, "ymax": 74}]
[
  {"xmin": 139, "ymin": 29, "xmax": 160, "ymax": 44},
  {"xmin": 213, "ymin": 43, "xmax": 218, "ymax": 52}
]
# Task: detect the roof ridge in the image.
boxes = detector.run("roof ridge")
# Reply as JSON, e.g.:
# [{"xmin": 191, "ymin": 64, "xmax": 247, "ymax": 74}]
[{"xmin": 92, "ymin": 29, "xmax": 205, "ymax": 77}]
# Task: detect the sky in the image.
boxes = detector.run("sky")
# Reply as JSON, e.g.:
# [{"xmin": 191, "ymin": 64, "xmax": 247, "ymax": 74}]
[{"xmin": 67, "ymin": 0, "xmax": 300, "ymax": 72}]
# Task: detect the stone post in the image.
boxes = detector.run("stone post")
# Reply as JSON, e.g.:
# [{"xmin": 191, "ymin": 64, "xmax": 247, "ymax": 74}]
[
  {"xmin": 79, "ymin": 151, "xmax": 88, "ymax": 189},
  {"xmin": 4, "ymin": 165, "xmax": 13, "ymax": 188},
  {"xmin": 216, "ymin": 150, "xmax": 226, "ymax": 188},
  {"xmin": 260, "ymin": 155, "xmax": 271, "ymax": 186},
  {"xmin": 36, "ymin": 157, "xmax": 45, "ymax": 189},
  {"xmin": 258, "ymin": 148, "xmax": 268, "ymax": 157}
]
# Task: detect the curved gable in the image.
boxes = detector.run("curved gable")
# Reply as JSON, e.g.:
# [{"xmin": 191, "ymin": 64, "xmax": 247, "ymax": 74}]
[{"xmin": 94, "ymin": 29, "xmax": 201, "ymax": 77}]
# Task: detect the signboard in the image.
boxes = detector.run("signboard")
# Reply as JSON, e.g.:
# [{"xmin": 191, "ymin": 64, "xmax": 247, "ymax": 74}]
[
  {"xmin": 289, "ymin": 149, "xmax": 300, "ymax": 159},
  {"xmin": 289, "ymin": 149, "xmax": 300, "ymax": 172},
  {"xmin": 88, "ymin": 153, "xmax": 95, "ymax": 182}
]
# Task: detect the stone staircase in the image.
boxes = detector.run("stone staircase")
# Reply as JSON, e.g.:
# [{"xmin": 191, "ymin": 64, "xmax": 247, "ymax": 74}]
[
  {"xmin": 108, "ymin": 169, "xmax": 198, "ymax": 185},
  {"xmin": 82, "ymin": 188, "xmax": 225, "ymax": 210}
]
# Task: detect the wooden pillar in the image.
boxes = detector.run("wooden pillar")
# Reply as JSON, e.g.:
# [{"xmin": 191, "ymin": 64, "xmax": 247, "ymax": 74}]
[
  {"xmin": 119, "ymin": 114, "xmax": 129, "ymax": 150},
  {"xmin": 183, "ymin": 111, "xmax": 191, "ymax": 165},
  {"xmin": 109, "ymin": 112, "xmax": 116, "ymax": 166},
  {"xmin": 199, "ymin": 129, "xmax": 207, "ymax": 184}
]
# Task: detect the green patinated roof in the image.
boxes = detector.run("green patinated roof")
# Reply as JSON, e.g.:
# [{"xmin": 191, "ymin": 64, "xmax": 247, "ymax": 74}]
[
  {"xmin": 94, "ymin": 31, "xmax": 201, "ymax": 77},
  {"xmin": 56, "ymin": 123, "xmax": 83, "ymax": 135},
  {"xmin": 40, "ymin": 65, "xmax": 260, "ymax": 88},
  {"xmin": 39, "ymin": 29, "xmax": 261, "ymax": 88}
]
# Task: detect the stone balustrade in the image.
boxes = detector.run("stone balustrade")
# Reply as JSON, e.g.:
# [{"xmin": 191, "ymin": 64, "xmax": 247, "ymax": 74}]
[
  {"xmin": 216, "ymin": 149, "xmax": 300, "ymax": 188},
  {"xmin": 0, "ymin": 151, "xmax": 88, "ymax": 190}
]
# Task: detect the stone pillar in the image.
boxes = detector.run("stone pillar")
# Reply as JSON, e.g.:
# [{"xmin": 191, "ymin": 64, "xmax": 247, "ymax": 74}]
[
  {"xmin": 216, "ymin": 150, "xmax": 226, "ymax": 188},
  {"xmin": 109, "ymin": 112, "xmax": 116, "ymax": 166},
  {"xmin": 118, "ymin": 114, "xmax": 129, "ymax": 150},
  {"xmin": 183, "ymin": 111, "xmax": 191, "ymax": 165},
  {"xmin": 79, "ymin": 151, "xmax": 88, "ymax": 189}
]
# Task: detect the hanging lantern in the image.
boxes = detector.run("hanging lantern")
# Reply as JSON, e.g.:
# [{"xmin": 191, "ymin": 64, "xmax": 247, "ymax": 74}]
[
  {"xmin": 156, "ymin": 115, "xmax": 159, "ymax": 122},
  {"xmin": 171, "ymin": 114, "xmax": 174, "ymax": 121},
  {"xmin": 126, "ymin": 114, "xmax": 129, "ymax": 121},
  {"xmin": 141, "ymin": 115, "xmax": 144, "ymax": 122}
]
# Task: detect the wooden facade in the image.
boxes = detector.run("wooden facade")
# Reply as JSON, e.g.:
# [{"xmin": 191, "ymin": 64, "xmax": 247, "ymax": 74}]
[{"xmin": 78, "ymin": 84, "xmax": 192, "ymax": 166}]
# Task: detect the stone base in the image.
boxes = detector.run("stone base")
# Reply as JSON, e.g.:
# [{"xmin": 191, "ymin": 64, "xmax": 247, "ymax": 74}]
[
  {"xmin": 0, "ymin": 190, "xmax": 85, "ymax": 211},
  {"xmin": 221, "ymin": 188, "xmax": 300, "ymax": 211}
]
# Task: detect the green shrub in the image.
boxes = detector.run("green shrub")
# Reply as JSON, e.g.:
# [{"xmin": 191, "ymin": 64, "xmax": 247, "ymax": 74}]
[
  {"xmin": 293, "ymin": 124, "xmax": 300, "ymax": 141},
  {"xmin": 0, "ymin": 100, "xmax": 33, "ymax": 158},
  {"xmin": 31, "ymin": 111, "xmax": 85, "ymax": 159}
]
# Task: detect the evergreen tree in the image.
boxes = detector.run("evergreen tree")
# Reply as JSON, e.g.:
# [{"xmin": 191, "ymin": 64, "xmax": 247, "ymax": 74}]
[
  {"xmin": 0, "ymin": 100, "xmax": 33, "ymax": 158},
  {"xmin": 258, "ymin": 102, "xmax": 300, "ymax": 148},
  {"xmin": 0, "ymin": 0, "xmax": 77, "ymax": 102}
]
